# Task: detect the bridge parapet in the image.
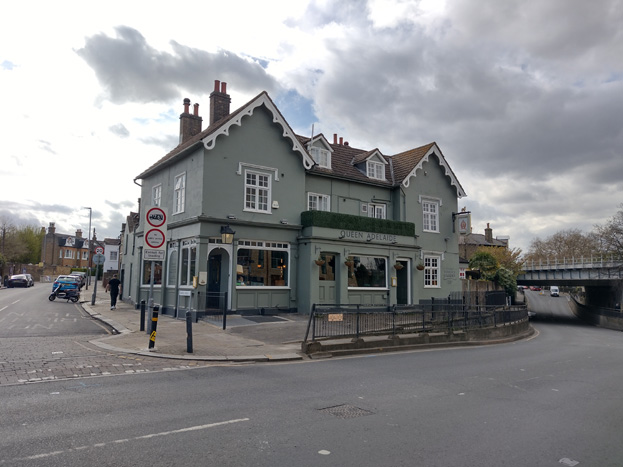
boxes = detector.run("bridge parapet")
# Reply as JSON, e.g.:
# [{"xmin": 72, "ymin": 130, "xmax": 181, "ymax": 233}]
[{"xmin": 522, "ymin": 256, "xmax": 623, "ymax": 272}]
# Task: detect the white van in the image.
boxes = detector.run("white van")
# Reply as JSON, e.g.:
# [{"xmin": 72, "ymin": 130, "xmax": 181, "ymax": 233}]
[{"xmin": 550, "ymin": 286, "xmax": 559, "ymax": 297}]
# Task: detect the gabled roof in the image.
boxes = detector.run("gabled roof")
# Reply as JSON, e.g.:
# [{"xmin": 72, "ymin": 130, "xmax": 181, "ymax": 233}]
[
  {"xmin": 299, "ymin": 136, "xmax": 395, "ymax": 186},
  {"xmin": 300, "ymin": 136, "xmax": 465, "ymax": 196},
  {"xmin": 393, "ymin": 143, "xmax": 466, "ymax": 198},
  {"xmin": 306, "ymin": 134, "xmax": 333, "ymax": 152},
  {"xmin": 351, "ymin": 149, "xmax": 386, "ymax": 166},
  {"xmin": 136, "ymin": 92, "xmax": 315, "ymax": 180}
]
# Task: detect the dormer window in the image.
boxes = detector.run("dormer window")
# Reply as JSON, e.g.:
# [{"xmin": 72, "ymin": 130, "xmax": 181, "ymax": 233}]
[
  {"xmin": 367, "ymin": 160, "xmax": 385, "ymax": 180},
  {"xmin": 311, "ymin": 147, "xmax": 331, "ymax": 169}
]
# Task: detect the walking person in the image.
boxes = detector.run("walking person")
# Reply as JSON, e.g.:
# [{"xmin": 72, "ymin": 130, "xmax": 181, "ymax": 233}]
[{"xmin": 105, "ymin": 274, "xmax": 121, "ymax": 310}]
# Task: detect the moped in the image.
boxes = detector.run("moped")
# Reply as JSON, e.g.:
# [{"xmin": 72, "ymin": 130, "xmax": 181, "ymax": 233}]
[{"xmin": 48, "ymin": 284, "xmax": 80, "ymax": 302}]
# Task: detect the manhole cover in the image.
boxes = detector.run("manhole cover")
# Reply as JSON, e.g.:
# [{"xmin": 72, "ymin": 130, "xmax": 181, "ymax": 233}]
[{"xmin": 318, "ymin": 404, "xmax": 374, "ymax": 419}]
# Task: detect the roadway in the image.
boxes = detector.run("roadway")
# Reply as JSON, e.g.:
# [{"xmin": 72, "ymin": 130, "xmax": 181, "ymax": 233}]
[{"xmin": 1, "ymin": 287, "xmax": 623, "ymax": 465}]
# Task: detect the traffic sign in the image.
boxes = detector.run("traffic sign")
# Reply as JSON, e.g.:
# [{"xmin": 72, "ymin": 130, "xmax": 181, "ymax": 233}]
[
  {"xmin": 95, "ymin": 246, "xmax": 104, "ymax": 255},
  {"xmin": 93, "ymin": 253, "xmax": 105, "ymax": 265},
  {"xmin": 146, "ymin": 207, "xmax": 167, "ymax": 228},
  {"xmin": 145, "ymin": 229, "xmax": 166, "ymax": 249},
  {"xmin": 144, "ymin": 206, "xmax": 167, "ymax": 254}
]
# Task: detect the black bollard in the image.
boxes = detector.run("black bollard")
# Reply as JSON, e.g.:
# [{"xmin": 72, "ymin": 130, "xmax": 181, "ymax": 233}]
[
  {"xmin": 186, "ymin": 311, "xmax": 193, "ymax": 353},
  {"xmin": 140, "ymin": 300, "xmax": 146, "ymax": 332},
  {"xmin": 148, "ymin": 305, "xmax": 159, "ymax": 349}
]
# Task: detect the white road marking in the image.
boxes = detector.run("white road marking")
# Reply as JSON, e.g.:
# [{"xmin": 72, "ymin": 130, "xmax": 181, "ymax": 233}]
[{"xmin": 3, "ymin": 418, "xmax": 250, "ymax": 463}]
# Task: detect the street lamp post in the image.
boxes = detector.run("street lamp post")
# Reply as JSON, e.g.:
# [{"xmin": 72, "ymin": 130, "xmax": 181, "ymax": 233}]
[{"xmin": 82, "ymin": 207, "xmax": 92, "ymax": 290}]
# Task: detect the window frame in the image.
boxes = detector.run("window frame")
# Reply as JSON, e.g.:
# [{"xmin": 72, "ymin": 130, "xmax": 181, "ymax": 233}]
[
  {"xmin": 236, "ymin": 240, "xmax": 290, "ymax": 288},
  {"xmin": 422, "ymin": 198, "xmax": 440, "ymax": 233},
  {"xmin": 424, "ymin": 255, "xmax": 440, "ymax": 288},
  {"xmin": 366, "ymin": 160, "xmax": 385, "ymax": 180},
  {"xmin": 311, "ymin": 147, "xmax": 331, "ymax": 169},
  {"xmin": 152, "ymin": 184, "xmax": 162, "ymax": 207},
  {"xmin": 307, "ymin": 192, "xmax": 330, "ymax": 211},
  {"xmin": 244, "ymin": 170, "xmax": 271, "ymax": 213},
  {"xmin": 367, "ymin": 202, "xmax": 386, "ymax": 219},
  {"xmin": 346, "ymin": 255, "xmax": 388, "ymax": 289},
  {"xmin": 173, "ymin": 172, "xmax": 186, "ymax": 214},
  {"xmin": 141, "ymin": 260, "xmax": 163, "ymax": 286}
]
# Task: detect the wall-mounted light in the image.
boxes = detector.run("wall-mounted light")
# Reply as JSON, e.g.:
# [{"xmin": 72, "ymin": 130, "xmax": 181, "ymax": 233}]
[
  {"xmin": 227, "ymin": 214, "xmax": 237, "ymax": 220},
  {"xmin": 280, "ymin": 219, "xmax": 288, "ymax": 225},
  {"xmin": 220, "ymin": 225, "xmax": 235, "ymax": 244}
]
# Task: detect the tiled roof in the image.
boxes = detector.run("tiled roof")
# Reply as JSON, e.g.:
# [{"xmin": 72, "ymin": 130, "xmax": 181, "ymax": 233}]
[
  {"xmin": 135, "ymin": 90, "xmax": 464, "ymax": 196},
  {"xmin": 462, "ymin": 233, "xmax": 508, "ymax": 247}
]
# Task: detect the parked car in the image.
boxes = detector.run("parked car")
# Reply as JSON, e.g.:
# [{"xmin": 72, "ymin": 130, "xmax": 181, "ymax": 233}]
[
  {"xmin": 24, "ymin": 274, "xmax": 34, "ymax": 287},
  {"xmin": 52, "ymin": 275, "xmax": 80, "ymax": 292},
  {"xmin": 8, "ymin": 274, "xmax": 31, "ymax": 288},
  {"xmin": 69, "ymin": 272, "xmax": 86, "ymax": 288}
]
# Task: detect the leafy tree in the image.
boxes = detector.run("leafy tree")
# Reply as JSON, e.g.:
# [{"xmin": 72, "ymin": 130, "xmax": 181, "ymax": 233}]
[
  {"xmin": 468, "ymin": 251, "xmax": 499, "ymax": 281},
  {"xmin": 494, "ymin": 267, "xmax": 517, "ymax": 296},
  {"xmin": 0, "ymin": 217, "xmax": 44, "ymax": 265},
  {"xmin": 477, "ymin": 246, "xmax": 524, "ymax": 276}
]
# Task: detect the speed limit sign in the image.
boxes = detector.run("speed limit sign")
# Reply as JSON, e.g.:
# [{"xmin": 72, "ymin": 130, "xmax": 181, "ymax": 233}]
[{"xmin": 95, "ymin": 246, "xmax": 104, "ymax": 255}]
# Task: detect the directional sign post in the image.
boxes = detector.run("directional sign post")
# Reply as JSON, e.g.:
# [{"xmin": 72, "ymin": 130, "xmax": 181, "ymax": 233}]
[{"xmin": 144, "ymin": 206, "xmax": 167, "ymax": 333}]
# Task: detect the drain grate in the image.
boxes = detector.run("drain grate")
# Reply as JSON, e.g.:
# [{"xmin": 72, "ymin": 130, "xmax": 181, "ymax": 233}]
[{"xmin": 318, "ymin": 404, "xmax": 375, "ymax": 419}]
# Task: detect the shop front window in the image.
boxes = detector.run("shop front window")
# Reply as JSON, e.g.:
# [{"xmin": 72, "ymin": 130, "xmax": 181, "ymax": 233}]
[
  {"xmin": 142, "ymin": 260, "xmax": 163, "ymax": 285},
  {"xmin": 236, "ymin": 242, "xmax": 289, "ymax": 287},
  {"xmin": 346, "ymin": 255, "xmax": 387, "ymax": 288}
]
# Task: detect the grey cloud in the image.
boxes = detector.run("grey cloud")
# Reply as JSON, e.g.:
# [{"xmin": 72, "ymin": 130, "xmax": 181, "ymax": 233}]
[
  {"xmin": 109, "ymin": 123, "xmax": 130, "ymax": 138},
  {"xmin": 76, "ymin": 26, "xmax": 279, "ymax": 104}
]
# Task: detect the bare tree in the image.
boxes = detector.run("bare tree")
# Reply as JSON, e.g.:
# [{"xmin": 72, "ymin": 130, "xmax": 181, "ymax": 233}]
[
  {"xmin": 595, "ymin": 204, "xmax": 623, "ymax": 258},
  {"xmin": 524, "ymin": 229, "xmax": 600, "ymax": 263}
]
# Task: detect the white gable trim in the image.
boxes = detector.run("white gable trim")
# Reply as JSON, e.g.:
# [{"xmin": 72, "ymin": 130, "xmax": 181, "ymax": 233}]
[
  {"xmin": 202, "ymin": 93, "xmax": 315, "ymax": 169},
  {"xmin": 367, "ymin": 150, "xmax": 388, "ymax": 164},
  {"xmin": 401, "ymin": 144, "xmax": 467, "ymax": 198},
  {"xmin": 307, "ymin": 135, "xmax": 333, "ymax": 153}
]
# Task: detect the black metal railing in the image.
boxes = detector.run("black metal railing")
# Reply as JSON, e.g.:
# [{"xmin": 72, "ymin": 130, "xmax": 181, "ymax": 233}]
[{"xmin": 304, "ymin": 303, "xmax": 528, "ymax": 342}]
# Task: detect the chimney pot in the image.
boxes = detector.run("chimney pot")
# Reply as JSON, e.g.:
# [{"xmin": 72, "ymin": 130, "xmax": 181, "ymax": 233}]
[
  {"xmin": 333, "ymin": 134, "xmax": 338, "ymax": 144},
  {"xmin": 209, "ymin": 79, "xmax": 231, "ymax": 125},
  {"xmin": 339, "ymin": 137, "xmax": 343, "ymax": 145},
  {"xmin": 179, "ymin": 98, "xmax": 203, "ymax": 144}
]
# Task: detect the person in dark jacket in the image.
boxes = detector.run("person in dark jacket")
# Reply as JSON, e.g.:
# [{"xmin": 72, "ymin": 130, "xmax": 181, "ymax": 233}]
[{"xmin": 105, "ymin": 274, "xmax": 121, "ymax": 310}]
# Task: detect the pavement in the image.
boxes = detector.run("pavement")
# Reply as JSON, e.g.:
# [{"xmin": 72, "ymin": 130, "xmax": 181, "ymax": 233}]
[{"xmin": 81, "ymin": 281, "xmax": 309, "ymax": 363}]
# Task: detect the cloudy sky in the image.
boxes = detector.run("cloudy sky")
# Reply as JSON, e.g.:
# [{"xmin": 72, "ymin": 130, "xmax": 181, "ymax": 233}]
[{"xmin": 1, "ymin": 0, "xmax": 621, "ymax": 253}]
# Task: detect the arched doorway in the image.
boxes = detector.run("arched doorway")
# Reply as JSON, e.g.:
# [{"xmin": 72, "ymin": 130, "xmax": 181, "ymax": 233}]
[{"xmin": 207, "ymin": 247, "xmax": 231, "ymax": 312}]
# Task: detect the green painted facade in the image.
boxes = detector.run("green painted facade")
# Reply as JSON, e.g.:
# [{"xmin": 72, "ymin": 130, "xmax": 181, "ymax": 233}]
[{"xmin": 121, "ymin": 89, "xmax": 466, "ymax": 316}]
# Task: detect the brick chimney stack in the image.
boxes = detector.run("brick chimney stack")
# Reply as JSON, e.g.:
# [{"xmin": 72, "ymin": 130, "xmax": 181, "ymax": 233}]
[
  {"xmin": 76, "ymin": 229, "xmax": 83, "ymax": 238},
  {"xmin": 485, "ymin": 223, "xmax": 493, "ymax": 243},
  {"xmin": 210, "ymin": 80, "xmax": 231, "ymax": 125},
  {"xmin": 179, "ymin": 97, "xmax": 203, "ymax": 144},
  {"xmin": 47, "ymin": 222, "xmax": 56, "ymax": 235}
]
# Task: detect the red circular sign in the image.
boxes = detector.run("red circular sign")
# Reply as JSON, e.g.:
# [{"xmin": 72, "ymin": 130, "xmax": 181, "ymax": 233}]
[
  {"xmin": 145, "ymin": 229, "xmax": 166, "ymax": 249},
  {"xmin": 95, "ymin": 246, "xmax": 104, "ymax": 255},
  {"xmin": 146, "ymin": 207, "xmax": 166, "ymax": 228}
]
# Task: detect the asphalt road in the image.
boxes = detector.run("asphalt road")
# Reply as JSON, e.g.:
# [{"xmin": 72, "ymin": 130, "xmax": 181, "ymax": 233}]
[
  {"xmin": 1, "ymin": 289, "xmax": 622, "ymax": 466},
  {"xmin": 0, "ymin": 286, "xmax": 217, "ymax": 386},
  {"xmin": 0, "ymin": 283, "xmax": 108, "ymax": 338}
]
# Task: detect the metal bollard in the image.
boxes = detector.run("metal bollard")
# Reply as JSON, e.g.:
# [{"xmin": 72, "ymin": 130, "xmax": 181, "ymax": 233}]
[
  {"xmin": 148, "ymin": 305, "xmax": 159, "ymax": 349},
  {"xmin": 186, "ymin": 311, "xmax": 193, "ymax": 353},
  {"xmin": 140, "ymin": 300, "xmax": 146, "ymax": 332}
]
